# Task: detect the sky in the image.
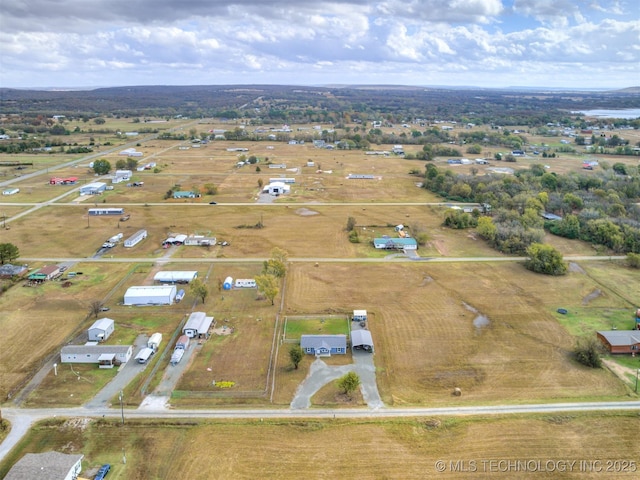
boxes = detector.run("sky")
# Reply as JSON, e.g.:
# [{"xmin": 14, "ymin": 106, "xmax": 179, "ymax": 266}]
[{"xmin": 1, "ymin": 0, "xmax": 639, "ymax": 90}]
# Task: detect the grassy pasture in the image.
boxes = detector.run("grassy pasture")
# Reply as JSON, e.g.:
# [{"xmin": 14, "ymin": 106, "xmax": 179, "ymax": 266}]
[
  {"xmin": 1, "ymin": 412, "xmax": 638, "ymax": 480},
  {"xmin": 0, "ymin": 262, "xmax": 132, "ymax": 399},
  {"xmin": 283, "ymin": 261, "xmax": 630, "ymax": 407},
  {"xmin": 283, "ymin": 316, "xmax": 350, "ymax": 339}
]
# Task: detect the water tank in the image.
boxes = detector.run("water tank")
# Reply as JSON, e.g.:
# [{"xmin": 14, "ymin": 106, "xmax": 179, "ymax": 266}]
[{"xmin": 223, "ymin": 276, "xmax": 233, "ymax": 290}]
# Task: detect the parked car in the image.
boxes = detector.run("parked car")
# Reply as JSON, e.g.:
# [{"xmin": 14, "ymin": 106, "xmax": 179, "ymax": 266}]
[
  {"xmin": 99, "ymin": 306, "xmax": 110, "ymax": 312},
  {"xmin": 95, "ymin": 464, "xmax": 111, "ymax": 480},
  {"xmin": 209, "ymin": 201, "xmax": 217, "ymax": 204}
]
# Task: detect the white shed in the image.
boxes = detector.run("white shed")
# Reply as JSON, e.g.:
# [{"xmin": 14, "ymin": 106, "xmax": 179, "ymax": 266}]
[
  {"xmin": 88, "ymin": 317, "xmax": 115, "ymax": 342},
  {"xmin": 223, "ymin": 276, "xmax": 233, "ymax": 290},
  {"xmin": 124, "ymin": 285, "xmax": 176, "ymax": 305},
  {"xmin": 353, "ymin": 310, "xmax": 367, "ymax": 322},
  {"xmin": 80, "ymin": 182, "xmax": 106, "ymax": 195}
]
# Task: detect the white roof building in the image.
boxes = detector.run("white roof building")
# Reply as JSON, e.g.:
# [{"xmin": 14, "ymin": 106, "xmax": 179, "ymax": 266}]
[
  {"xmin": 5, "ymin": 452, "xmax": 84, "ymax": 480},
  {"xmin": 183, "ymin": 311, "xmax": 215, "ymax": 338},
  {"xmin": 87, "ymin": 317, "xmax": 115, "ymax": 342},
  {"xmin": 124, "ymin": 285, "xmax": 176, "ymax": 305},
  {"xmin": 153, "ymin": 271, "xmax": 198, "ymax": 284}
]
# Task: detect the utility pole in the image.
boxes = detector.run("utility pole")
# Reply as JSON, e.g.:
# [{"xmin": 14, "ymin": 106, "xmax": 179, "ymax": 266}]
[{"xmin": 119, "ymin": 390, "xmax": 124, "ymax": 425}]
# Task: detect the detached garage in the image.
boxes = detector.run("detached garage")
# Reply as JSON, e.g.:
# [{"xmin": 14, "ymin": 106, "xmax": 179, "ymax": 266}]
[
  {"xmin": 88, "ymin": 317, "xmax": 114, "ymax": 342},
  {"xmin": 124, "ymin": 285, "xmax": 176, "ymax": 305}
]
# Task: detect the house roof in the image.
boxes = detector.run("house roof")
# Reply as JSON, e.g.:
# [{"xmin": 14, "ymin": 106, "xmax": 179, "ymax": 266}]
[
  {"xmin": 0, "ymin": 264, "xmax": 27, "ymax": 276},
  {"xmin": 38, "ymin": 265, "xmax": 60, "ymax": 275},
  {"xmin": 89, "ymin": 318, "xmax": 114, "ymax": 331},
  {"xmin": 373, "ymin": 237, "xmax": 418, "ymax": 246},
  {"xmin": 300, "ymin": 334, "xmax": 347, "ymax": 350},
  {"xmin": 597, "ymin": 331, "xmax": 640, "ymax": 346},
  {"xmin": 61, "ymin": 345, "xmax": 132, "ymax": 356},
  {"xmin": 5, "ymin": 451, "xmax": 83, "ymax": 480}
]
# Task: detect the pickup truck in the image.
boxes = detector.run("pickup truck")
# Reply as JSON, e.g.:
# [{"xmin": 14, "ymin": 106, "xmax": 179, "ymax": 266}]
[{"xmin": 102, "ymin": 242, "xmax": 115, "ymax": 248}]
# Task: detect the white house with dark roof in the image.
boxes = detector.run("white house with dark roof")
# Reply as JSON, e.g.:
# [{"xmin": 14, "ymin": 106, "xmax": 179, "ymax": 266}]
[
  {"xmin": 300, "ymin": 334, "xmax": 347, "ymax": 356},
  {"xmin": 5, "ymin": 451, "xmax": 84, "ymax": 480}
]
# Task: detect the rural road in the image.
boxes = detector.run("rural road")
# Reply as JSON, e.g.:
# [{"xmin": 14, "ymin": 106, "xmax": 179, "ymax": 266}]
[{"xmin": 2, "ymin": 401, "xmax": 640, "ymax": 463}]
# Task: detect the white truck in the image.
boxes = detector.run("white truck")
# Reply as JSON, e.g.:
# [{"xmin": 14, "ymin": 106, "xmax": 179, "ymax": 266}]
[{"xmin": 170, "ymin": 348, "xmax": 184, "ymax": 366}]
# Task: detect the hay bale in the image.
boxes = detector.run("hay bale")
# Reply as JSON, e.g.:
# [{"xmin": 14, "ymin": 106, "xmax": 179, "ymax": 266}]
[{"xmin": 453, "ymin": 387, "xmax": 462, "ymax": 396}]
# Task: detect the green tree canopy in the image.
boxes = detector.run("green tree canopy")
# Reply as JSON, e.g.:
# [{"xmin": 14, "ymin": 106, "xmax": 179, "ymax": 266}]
[
  {"xmin": 289, "ymin": 345, "xmax": 304, "ymax": 370},
  {"xmin": 92, "ymin": 159, "xmax": 111, "ymax": 175},
  {"xmin": 0, "ymin": 243, "xmax": 20, "ymax": 264},
  {"xmin": 190, "ymin": 278, "xmax": 208, "ymax": 304},
  {"xmin": 524, "ymin": 243, "xmax": 567, "ymax": 275},
  {"xmin": 255, "ymin": 274, "xmax": 279, "ymax": 305},
  {"xmin": 337, "ymin": 371, "xmax": 361, "ymax": 397}
]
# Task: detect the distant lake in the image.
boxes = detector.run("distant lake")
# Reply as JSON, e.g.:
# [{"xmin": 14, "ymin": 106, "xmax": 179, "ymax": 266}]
[{"xmin": 572, "ymin": 108, "xmax": 640, "ymax": 119}]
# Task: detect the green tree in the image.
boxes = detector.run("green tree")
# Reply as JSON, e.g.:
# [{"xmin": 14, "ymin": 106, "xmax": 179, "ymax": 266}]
[
  {"xmin": 626, "ymin": 253, "xmax": 640, "ymax": 269},
  {"xmin": 476, "ymin": 216, "xmax": 497, "ymax": 241},
  {"xmin": 263, "ymin": 248, "xmax": 288, "ymax": 278},
  {"xmin": 337, "ymin": 371, "xmax": 361, "ymax": 397},
  {"xmin": 0, "ymin": 243, "xmax": 20, "ymax": 264},
  {"xmin": 255, "ymin": 274, "xmax": 279, "ymax": 305},
  {"xmin": 289, "ymin": 345, "xmax": 304, "ymax": 369},
  {"xmin": 92, "ymin": 159, "xmax": 111, "ymax": 175},
  {"xmin": 524, "ymin": 243, "xmax": 567, "ymax": 275},
  {"xmin": 115, "ymin": 159, "xmax": 127, "ymax": 170},
  {"xmin": 574, "ymin": 337, "xmax": 603, "ymax": 368},
  {"xmin": 126, "ymin": 157, "xmax": 139, "ymax": 171},
  {"xmin": 190, "ymin": 278, "xmax": 208, "ymax": 304}
]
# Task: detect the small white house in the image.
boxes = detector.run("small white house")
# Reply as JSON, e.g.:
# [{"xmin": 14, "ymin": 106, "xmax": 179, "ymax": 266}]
[
  {"xmin": 124, "ymin": 285, "xmax": 176, "ymax": 305},
  {"xmin": 124, "ymin": 229, "xmax": 147, "ymax": 247},
  {"xmin": 88, "ymin": 317, "xmax": 115, "ymax": 342}
]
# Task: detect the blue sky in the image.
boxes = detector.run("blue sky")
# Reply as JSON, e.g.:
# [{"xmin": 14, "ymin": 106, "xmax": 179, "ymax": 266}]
[{"xmin": 0, "ymin": 0, "xmax": 638, "ymax": 89}]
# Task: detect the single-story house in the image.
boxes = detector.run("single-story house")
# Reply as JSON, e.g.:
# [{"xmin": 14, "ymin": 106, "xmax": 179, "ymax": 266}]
[
  {"xmin": 183, "ymin": 235, "xmax": 217, "ymax": 246},
  {"xmin": 88, "ymin": 317, "xmax": 115, "ymax": 342},
  {"xmin": 300, "ymin": 334, "xmax": 347, "ymax": 356},
  {"xmin": 0, "ymin": 264, "xmax": 28, "ymax": 278},
  {"xmin": 373, "ymin": 238, "xmax": 418, "ymax": 250},
  {"xmin": 60, "ymin": 344, "xmax": 133, "ymax": 367},
  {"xmin": 5, "ymin": 451, "xmax": 84, "ymax": 480},
  {"xmin": 173, "ymin": 191, "xmax": 199, "ymax": 199},
  {"xmin": 351, "ymin": 329, "xmax": 374, "ymax": 353},
  {"xmin": 153, "ymin": 271, "xmax": 198, "ymax": 284},
  {"xmin": 112, "ymin": 169, "xmax": 132, "ymax": 183},
  {"xmin": 183, "ymin": 311, "xmax": 215, "ymax": 338},
  {"xmin": 80, "ymin": 182, "xmax": 106, "ymax": 195},
  {"xmin": 28, "ymin": 264, "xmax": 61, "ymax": 281},
  {"xmin": 124, "ymin": 285, "xmax": 176, "ymax": 305},
  {"xmin": 597, "ymin": 331, "xmax": 640, "ymax": 354},
  {"xmin": 263, "ymin": 181, "xmax": 290, "ymax": 195}
]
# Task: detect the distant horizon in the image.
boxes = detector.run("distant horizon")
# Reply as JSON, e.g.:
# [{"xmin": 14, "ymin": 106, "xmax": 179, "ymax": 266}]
[{"xmin": 3, "ymin": 83, "xmax": 638, "ymax": 93}]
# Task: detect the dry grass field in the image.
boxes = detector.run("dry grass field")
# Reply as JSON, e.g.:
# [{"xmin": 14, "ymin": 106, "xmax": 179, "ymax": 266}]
[
  {"xmin": 0, "ymin": 263, "xmax": 132, "ymax": 399},
  {"xmin": 1, "ymin": 412, "xmax": 638, "ymax": 479}
]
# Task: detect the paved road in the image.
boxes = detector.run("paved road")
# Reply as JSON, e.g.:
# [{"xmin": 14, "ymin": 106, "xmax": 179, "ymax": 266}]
[{"xmin": 2, "ymin": 400, "xmax": 639, "ymax": 462}]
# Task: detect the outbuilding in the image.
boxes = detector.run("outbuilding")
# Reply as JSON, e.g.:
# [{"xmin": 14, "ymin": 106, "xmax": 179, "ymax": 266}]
[
  {"xmin": 88, "ymin": 317, "xmax": 115, "ymax": 342},
  {"xmin": 300, "ymin": 334, "xmax": 347, "ymax": 356},
  {"xmin": 0, "ymin": 264, "xmax": 28, "ymax": 279},
  {"xmin": 183, "ymin": 311, "xmax": 215, "ymax": 338},
  {"xmin": 80, "ymin": 182, "xmax": 106, "ymax": 195},
  {"xmin": 223, "ymin": 276, "xmax": 233, "ymax": 290},
  {"xmin": 352, "ymin": 310, "xmax": 367, "ymax": 322},
  {"xmin": 135, "ymin": 347, "xmax": 155, "ymax": 364},
  {"xmin": 153, "ymin": 271, "xmax": 198, "ymax": 284},
  {"xmin": 124, "ymin": 285, "xmax": 176, "ymax": 305},
  {"xmin": 351, "ymin": 329, "xmax": 374, "ymax": 353}
]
